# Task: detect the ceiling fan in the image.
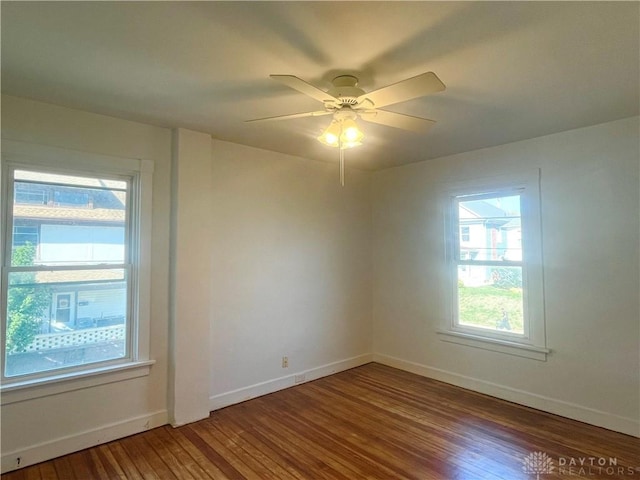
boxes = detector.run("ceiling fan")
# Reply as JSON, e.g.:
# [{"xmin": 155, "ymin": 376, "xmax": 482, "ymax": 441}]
[{"xmin": 246, "ymin": 72, "xmax": 446, "ymax": 184}]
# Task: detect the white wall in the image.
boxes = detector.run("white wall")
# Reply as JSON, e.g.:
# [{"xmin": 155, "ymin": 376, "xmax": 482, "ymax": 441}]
[
  {"xmin": 169, "ymin": 129, "xmax": 212, "ymax": 425},
  {"xmin": 1, "ymin": 95, "xmax": 172, "ymax": 466},
  {"xmin": 372, "ymin": 116, "xmax": 640, "ymax": 435},
  {"xmin": 208, "ymin": 140, "xmax": 373, "ymax": 407}
]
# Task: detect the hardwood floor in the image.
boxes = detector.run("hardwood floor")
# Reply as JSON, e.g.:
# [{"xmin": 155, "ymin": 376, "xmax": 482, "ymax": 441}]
[{"xmin": 4, "ymin": 363, "xmax": 639, "ymax": 479}]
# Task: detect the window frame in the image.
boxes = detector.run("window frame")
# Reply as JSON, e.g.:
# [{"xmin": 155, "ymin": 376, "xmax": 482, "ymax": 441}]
[
  {"xmin": 438, "ymin": 170, "xmax": 549, "ymax": 361},
  {"xmin": 0, "ymin": 140, "xmax": 154, "ymax": 404}
]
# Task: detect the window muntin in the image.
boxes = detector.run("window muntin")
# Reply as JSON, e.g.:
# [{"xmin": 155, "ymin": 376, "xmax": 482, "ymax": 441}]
[{"xmin": 2, "ymin": 167, "xmax": 134, "ymax": 380}]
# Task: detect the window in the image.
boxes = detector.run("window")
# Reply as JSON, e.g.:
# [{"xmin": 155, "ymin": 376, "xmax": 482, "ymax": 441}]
[
  {"xmin": 12, "ymin": 226, "xmax": 39, "ymax": 248},
  {"xmin": 460, "ymin": 226, "xmax": 470, "ymax": 242},
  {"xmin": 14, "ymin": 185, "xmax": 46, "ymax": 205},
  {"xmin": 1, "ymin": 140, "xmax": 154, "ymax": 400},
  {"xmin": 439, "ymin": 171, "xmax": 548, "ymax": 361},
  {"xmin": 53, "ymin": 189, "xmax": 91, "ymax": 207}
]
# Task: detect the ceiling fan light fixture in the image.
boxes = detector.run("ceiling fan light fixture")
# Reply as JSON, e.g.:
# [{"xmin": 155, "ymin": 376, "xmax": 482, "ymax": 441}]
[
  {"xmin": 317, "ymin": 117, "xmax": 364, "ymax": 149},
  {"xmin": 317, "ymin": 115, "xmax": 365, "ymax": 187},
  {"xmin": 317, "ymin": 119, "xmax": 342, "ymax": 147},
  {"xmin": 342, "ymin": 118, "xmax": 364, "ymax": 144}
]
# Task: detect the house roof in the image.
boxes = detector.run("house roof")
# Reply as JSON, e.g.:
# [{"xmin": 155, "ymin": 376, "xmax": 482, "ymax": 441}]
[
  {"xmin": 35, "ymin": 269, "xmax": 125, "ymax": 284},
  {"xmin": 460, "ymin": 200, "xmax": 508, "ymax": 220},
  {"xmin": 13, "ymin": 172, "xmax": 126, "ymax": 223},
  {"xmin": 459, "ymin": 200, "xmax": 524, "ymax": 230},
  {"xmin": 14, "ymin": 204, "xmax": 125, "ymax": 223}
]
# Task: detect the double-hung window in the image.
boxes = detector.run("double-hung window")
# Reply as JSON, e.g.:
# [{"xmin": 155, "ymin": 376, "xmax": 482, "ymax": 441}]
[
  {"xmin": 439, "ymin": 171, "xmax": 548, "ymax": 360},
  {"xmin": 1, "ymin": 140, "xmax": 153, "ymax": 400}
]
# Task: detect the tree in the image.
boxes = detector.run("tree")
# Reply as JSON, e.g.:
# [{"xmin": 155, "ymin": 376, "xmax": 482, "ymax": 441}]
[
  {"xmin": 491, "ymin": 266, "xmax": 522, "ymax": 289},
  {"xmin": 6, "ymin": 244, "xmax": 50, "ymax": 353}
]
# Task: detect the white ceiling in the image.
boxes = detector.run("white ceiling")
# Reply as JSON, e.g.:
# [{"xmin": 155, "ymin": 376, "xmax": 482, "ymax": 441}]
[{"xmin": 2, "ymin": 2, "xmax": 638, "ymax": 170}]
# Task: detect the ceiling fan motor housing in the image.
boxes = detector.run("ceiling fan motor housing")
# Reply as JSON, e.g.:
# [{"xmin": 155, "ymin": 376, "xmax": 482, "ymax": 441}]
[{"xmin": 328, "ymin": 75, "xmax": 366, "ymax": 106}]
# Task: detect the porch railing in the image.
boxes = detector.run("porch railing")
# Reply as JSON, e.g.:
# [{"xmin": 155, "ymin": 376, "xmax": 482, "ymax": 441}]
[{"xmin": 24, "ymin": 325, "xmax": 125, "ymax": 352}]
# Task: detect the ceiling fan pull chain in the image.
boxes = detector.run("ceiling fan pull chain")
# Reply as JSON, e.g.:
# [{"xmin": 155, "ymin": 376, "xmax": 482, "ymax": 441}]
[
  {"xmin": 339, "ymin": 124, "xmax": 345, "ymax": 187},
  {"xmin": 340, "ymin": 147, "xmax": 345, "ymax": 187}
]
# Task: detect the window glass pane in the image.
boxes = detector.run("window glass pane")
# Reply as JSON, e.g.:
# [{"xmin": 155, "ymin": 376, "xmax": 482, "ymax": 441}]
[
  {"xmin": 4, "ymin": 269, "xmax": 127, "ymax": 377},
  {"xmin": 13, "ymin": 226, "xmax": 39, "ymax": 246},
  {"xmin": 458, "ymin": 195, "xmax": 522, "ymax": 261},
  {"xmin": 460, "ymin": 226, "xmax": 470, "ymax": 242},
  {"xmin": 14, "ymin": 184, "xmax": 47, "ymax": 205},
  {"xmin": 14, "ymin": 170, "xmax": 127, "ymax": 191},
  {"xmin": 11, "ymin": 177, "xmax": 126, "ymax": 266},
  {"xmin": 457, "ymin": 266, "xmax": 524, "ymax": 334}
]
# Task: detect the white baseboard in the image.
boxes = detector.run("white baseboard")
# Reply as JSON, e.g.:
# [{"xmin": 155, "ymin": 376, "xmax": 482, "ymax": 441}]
[
  {"xmin": 1, "ymin": 409, "xmax": 169, "ymax": 474},
  {"xmin": 209, "ymin": 353, "xmax": 374, "ymax": 411},
  {"xmin": 373, "ymin": 354, "xmax": 639, "ymax": 438}
]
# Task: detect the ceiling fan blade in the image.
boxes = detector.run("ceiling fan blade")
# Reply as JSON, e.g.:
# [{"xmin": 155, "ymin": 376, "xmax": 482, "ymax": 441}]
[
  {"xmin": 245, "ymin": 110, "xmax": 332, "ymax": 123},
  {"xmin": 271, "ymin": 75, "xmax": 338, "ymax": 104},
  {"xmin": 357, "ymin": 72, "xmax": 445, "ymax": 109},
  {"xmin": 359, "ymin": 109, "xmax": 436, "ymax": 133}
]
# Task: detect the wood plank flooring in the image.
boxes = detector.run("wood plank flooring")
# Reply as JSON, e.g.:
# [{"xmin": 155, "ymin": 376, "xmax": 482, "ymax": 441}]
[{"xmin": 4, "ymin": 363, "xmax": 639, "ymax": 479}]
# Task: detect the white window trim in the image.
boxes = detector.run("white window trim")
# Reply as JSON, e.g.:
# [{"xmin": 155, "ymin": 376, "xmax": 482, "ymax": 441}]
[
  {"xmin": 0, "ymin": 360, "xmax": 155, "ymax": 405},
  {"xmin": 0, "ymin": 139, "xmax": 154, "ymax": 402},
  {"xmin": 437, "ymin": 169, "xmax": 549, "ymax": 361}
]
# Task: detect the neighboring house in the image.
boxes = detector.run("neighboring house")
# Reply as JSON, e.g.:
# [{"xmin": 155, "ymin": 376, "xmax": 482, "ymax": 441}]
[
  {"xmin": 12, "ymin": 177, "xmax": 126, "ymax": 335},
  {"xmin": 458, "ymin": 199, "xmax": 522, "ymax": 287}
]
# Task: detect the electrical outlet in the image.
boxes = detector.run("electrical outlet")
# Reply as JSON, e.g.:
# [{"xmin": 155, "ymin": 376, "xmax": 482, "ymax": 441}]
[
  {"xmin": 294, "ymin": 374, "xmax": 306, "ymax": 384},
  {"xmin": 282, "ymin": 356, "xmax": 288, "ymax": 368}
]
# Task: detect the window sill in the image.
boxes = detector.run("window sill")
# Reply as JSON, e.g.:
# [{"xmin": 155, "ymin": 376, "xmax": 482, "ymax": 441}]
[
  {"xmin": 0, "ymin": 360, "xmax": 155, "ymax": 405},
  {"xmin": 437, "ymin": 330, "xmax": 550, "ymax": 361}
]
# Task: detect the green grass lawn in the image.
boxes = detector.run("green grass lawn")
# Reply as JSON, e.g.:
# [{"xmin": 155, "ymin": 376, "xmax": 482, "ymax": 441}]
[{"xmin": 458, "ymin": 285, "xmax": 523, "ymax": 333}]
